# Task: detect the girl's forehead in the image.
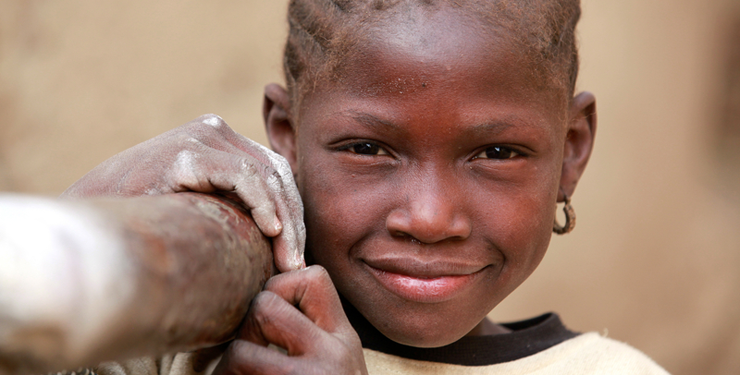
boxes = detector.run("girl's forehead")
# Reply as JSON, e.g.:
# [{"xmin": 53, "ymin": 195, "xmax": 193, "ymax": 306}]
[
  {"xmin": 326, "ymin": 11, "xmax": 560, "ymax": 110},
  {"xmin": 298, "ymin": 18, "xmax": 567, "ymax": 140}
]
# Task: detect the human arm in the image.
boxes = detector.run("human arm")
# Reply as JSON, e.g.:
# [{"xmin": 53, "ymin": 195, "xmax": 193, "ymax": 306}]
[
  {"xmin": 61, "ymin": 114, "xmax": 305, "ymax": 272},
  {"xmin": 0, "ymin": 193, "xmax": 272, "ymax": 375}
]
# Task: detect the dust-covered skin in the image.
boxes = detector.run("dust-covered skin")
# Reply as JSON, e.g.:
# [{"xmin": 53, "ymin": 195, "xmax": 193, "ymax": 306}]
[{"xmin": 62, "ymin": 114, "xmax": 305, "ymax": 272}]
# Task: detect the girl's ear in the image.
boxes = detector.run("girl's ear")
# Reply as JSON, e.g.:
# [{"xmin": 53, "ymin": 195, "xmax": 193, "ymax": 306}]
[
  {"xmin": 263, "ymin": 83, "xmax": 298, "ymax": 172},
  {"xmin": 559, "ymin": 92, "xmax": 597, "ymax": 202}
]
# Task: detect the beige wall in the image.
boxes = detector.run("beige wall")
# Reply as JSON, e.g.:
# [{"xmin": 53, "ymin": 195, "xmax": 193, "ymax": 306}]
[{"xmin": 1, "ymin": 1, "xmax": 739, "ymax": 374}]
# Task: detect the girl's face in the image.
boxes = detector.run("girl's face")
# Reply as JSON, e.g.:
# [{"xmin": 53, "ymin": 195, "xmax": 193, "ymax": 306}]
[{"xmin": 266, "ymin": 8, "xmax": 595, "ymax": 348}]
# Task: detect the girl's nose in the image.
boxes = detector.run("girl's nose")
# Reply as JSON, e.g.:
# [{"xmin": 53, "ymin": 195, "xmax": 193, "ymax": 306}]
[{"xmin": 385, "ymin": 179, "xmax": 472, "ymax": 244}]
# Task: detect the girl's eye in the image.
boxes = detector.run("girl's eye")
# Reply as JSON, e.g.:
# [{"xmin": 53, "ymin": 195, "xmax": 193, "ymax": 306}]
[
  {"xmin": 341, "ymin": 142, "xmax": 389, "ymax": 156},
  {"xmin": 474, "ymin": 146, "xmax": 520, "ymax": 160}
]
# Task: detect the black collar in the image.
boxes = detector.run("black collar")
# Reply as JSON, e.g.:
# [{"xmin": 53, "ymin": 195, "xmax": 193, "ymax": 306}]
[{"xmin": 344, "ymin": 300, "xmax": 578, "ymax": 366}]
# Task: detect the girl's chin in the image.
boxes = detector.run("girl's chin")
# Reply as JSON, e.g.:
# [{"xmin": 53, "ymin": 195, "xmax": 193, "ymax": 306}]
[
  {"xmin": 384, "ymin": 328, "xmax": 472, "ymax": 348},
  {"xmin": 370, "ymin": 313, "xmax": 482, "ymax": 348}
]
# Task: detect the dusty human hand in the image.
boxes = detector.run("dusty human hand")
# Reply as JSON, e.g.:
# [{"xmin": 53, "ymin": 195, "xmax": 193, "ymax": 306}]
[
  {"xmin": 62, "ymin": 114, "xmax": 305, "ymax": 272},
  {"xmin": 213, "ymin": 265, "xmax": 368, "ymax": 375}
]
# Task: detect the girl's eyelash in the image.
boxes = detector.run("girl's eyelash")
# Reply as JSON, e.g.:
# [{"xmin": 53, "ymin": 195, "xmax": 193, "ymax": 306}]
[
  {"xmin": 334, "ymin": 142, "xmax": 524, "ymax": 160},
  {"xmin": 336, "ymin": 141, "xmax": 390, "ymax": 156},
  {"xmin": 472, "ymin": 146, "xmax": 524, "ymax": 160}
]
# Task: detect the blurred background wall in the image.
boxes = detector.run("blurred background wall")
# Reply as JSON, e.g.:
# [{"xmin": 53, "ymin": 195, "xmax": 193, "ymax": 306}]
[{"xmin": 1, "ymin": 1, "xmax": 738, "ymax": 374}]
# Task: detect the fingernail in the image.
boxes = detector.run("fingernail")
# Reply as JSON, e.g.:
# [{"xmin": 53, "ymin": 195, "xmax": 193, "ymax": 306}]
[{"xmin": 295, "ymin": 253, "xmax": 306, "ymax": 270}]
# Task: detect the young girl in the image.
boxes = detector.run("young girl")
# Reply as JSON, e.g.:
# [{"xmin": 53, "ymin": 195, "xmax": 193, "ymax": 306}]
[{"xmin": 65, "ymin": 0, "xmax": 669, "ymax": 373}]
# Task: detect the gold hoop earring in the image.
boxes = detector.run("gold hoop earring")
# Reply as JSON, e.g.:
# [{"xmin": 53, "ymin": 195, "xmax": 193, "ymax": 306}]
[{"xmin": 553, "ymin": 193, "xmax": 576, "ymax": 235}]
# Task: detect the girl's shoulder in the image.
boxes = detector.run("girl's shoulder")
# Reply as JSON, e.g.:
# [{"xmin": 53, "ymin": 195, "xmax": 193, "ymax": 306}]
[
  {"xmin": 361, "ymin": 314, "xmax": 670, "ymax": 375},
  {"xmin": 363, "ymin": 332, "xmax": 669, "ymax": 374}
]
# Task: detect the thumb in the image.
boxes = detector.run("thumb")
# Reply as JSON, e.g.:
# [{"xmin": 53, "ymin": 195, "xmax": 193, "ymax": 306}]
[{"xmin": 262, "ymin": 265, "xmax": 351, "ymax": 335}]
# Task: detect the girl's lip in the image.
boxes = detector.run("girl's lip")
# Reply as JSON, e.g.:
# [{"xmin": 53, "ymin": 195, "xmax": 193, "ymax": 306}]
[{"xmin": 363, "ymin": 262, "xmax": 485, "ymax": 303}]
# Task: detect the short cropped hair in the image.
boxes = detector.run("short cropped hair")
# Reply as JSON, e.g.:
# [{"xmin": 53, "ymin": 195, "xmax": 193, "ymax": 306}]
[{"xmin": 283, "ymin": 0, "xmax": 581, "ymax": 110}]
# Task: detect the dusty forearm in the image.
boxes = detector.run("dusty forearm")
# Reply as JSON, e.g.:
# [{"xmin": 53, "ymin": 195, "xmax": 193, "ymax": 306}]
[{"xmin": 0, "ymin": 193, "xmax": 273, "ymax": 375}]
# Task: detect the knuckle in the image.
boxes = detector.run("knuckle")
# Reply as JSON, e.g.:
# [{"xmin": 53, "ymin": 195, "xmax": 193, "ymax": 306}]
[
  {"xmin": 249, "ymin": 292, "xmax": 279, "ymax": 325},
  {"xmin": 270, "ymin": 169, "xmax": 282, "ymax": 180},
  {"xmin": 265, "ymin": 169, "xmax": 284, "ymax": 190},
  {"xmin": 273, "ymin": 155, "xmax": 293, "ymax": 178},
  {"xmin": 253, "ymin": 142, "xmax": 292, "ymax": 175},
  {"xmin": 178, "ymin": 114, "xmax": 230, "ymax": 139},
  {"xmin": 198, "ymin": 113, "xmax": 228, "ymax": 128},
  {"xmin": 304, "ymin": 265, "xmax": 332, "ymax": 284},
  {"xmin": 238, "ymin": 159, "xmax": 260, "ymax": 178}
]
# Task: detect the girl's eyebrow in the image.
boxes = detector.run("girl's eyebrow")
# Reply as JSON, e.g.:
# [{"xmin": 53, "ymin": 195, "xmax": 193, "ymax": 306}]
[
  {"xmin": 342, "ymin": 110, "xmax": 519, "ymax": 136},
  {"xmin": 465, "ymin": 122, "xmax": 515, "ymax": 136},
  {"xmin": 344, "ymin": 111, "xmax": 400, "ymax": 132}
]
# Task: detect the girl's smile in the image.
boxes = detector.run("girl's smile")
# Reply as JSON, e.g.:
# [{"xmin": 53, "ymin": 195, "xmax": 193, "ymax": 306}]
[{"xmin": 363, "ymin": 259, "xmax": 488, "ymax": 304}]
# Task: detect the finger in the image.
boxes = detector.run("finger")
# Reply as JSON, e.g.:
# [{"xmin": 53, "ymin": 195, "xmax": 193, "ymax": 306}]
[
  {"xmin": 241, "ymin": 290, "xmax": 326, "ymax": 356},
  {"xmin": 209, "ymin": 155, "xmax": 284, "ymax": 238},
  {"xmin": 270, "ymin": 227, "xmax": 306, "ymax": 272},
  {"xmin": 235, "ymin": 162, "xmax": 303, "ymax": 272},
  {"xmin": 263, "ymin": 266, "xmax": 350, "ymax": 334},
  {"xmin": 166, "ymin": 147, "xmax": 282, "ymax": 238},
  {"xmin": 214, "ymin": 339, "xmax": 296, "ymax": 375},
  {"xmin": 227, "ymin": 133, "xmax": 306, "ymax": 272}
]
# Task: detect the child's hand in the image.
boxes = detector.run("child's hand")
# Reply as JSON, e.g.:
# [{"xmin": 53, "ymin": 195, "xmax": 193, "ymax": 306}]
[
  {"xmin": 61, "ymin": 114, "xmax": 305, "ymax": 272},
  {"xmin": 214, "ymin": 265, "xmax": 368, "ymax": 375}
]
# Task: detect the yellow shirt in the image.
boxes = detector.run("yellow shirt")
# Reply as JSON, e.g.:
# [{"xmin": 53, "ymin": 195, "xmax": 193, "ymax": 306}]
[
  {"xmin": 362, "ymin": 332, "xmax": 669, "ymax": 375},
  {"xmin": 95, "ymin": 332, "xmax": 668, "ymax": 375}
]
